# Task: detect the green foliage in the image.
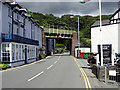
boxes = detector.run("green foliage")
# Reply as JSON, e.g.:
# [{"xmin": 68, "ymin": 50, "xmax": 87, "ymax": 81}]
[
  {"xmin": 38, "ymin": 48, "xmax": 45, "ymax": 51},
  {"xmin": 56, "ymin": 44, "xmax": 65, "ymax": 48},
  {"xmin": 39, "ymin": 54, "xmax": 46, "ymax": 59}
]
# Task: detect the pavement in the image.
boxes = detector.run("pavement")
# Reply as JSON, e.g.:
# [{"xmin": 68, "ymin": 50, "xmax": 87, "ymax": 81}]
[{"xmin": 1, "ymin": 53, "xmax": 119, "ymax": 89}]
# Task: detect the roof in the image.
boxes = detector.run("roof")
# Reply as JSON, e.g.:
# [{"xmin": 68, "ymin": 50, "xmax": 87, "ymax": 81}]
[
  {"xmin": 109, "ymin": 8, "xmax": 120, "ymax": 20},
  {"xmin": 91, "ymin": 19, "xmax": 110, "ymax": 28}
]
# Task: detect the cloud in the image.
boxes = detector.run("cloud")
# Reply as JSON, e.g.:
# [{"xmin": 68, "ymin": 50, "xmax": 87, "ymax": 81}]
[{"xmin": 18, "ymin": 2, "xmax": 118, "ymax": 17}]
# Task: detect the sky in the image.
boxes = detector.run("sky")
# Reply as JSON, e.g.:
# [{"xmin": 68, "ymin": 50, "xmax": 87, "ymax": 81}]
[{"xmin": 17, "ymin": 0, "xmax": 120, "ymax": 17}]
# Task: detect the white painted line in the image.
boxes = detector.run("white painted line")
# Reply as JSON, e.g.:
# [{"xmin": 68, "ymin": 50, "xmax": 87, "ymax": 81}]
[
  {"xmin": 57, "ymin": 56, "xmax": 61, "ymax": 60},
  {"xmin": 54, "ymin": 61, "xmax": 57, "ymax": 64},
  {"xmin": 47, "ymin": 65, "xmax": 53, "ymax": 70},
  {"xmin": 28, "ymin": 71, "xmax": 44, "ymax": 82}
]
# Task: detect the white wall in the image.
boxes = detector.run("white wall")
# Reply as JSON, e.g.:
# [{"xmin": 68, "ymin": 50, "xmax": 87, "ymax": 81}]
[{"xmin": 91, "ymin": 24, "xmax": 118, "ymax": 65}]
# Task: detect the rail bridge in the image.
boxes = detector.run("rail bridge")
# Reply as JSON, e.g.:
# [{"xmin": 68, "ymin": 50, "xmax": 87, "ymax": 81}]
[{"xmin": 44, "ymin": 28, "xmax": 78, "ymax": 56}]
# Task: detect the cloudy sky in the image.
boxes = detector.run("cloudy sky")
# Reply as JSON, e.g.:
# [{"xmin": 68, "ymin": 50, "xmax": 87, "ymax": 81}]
[{"xmin": 17, "ymin": 0, "xmax": 120, "ymax": 17}]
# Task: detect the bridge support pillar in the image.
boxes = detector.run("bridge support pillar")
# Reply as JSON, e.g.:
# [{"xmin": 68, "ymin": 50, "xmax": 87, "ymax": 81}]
[{"xmin": 71, "ymin": 32, "xmax": 78, "ymax": 56}]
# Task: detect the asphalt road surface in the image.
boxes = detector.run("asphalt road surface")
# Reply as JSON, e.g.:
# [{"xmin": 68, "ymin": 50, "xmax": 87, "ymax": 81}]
[{"xmin": 1, "ymin": 53, "xmax": 119, "ymax": 89}]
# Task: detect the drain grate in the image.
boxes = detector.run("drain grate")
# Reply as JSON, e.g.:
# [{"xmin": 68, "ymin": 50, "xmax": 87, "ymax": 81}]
[{"xmin": 80, "ymin": 75, "xmax": 96, "ymax": 78}]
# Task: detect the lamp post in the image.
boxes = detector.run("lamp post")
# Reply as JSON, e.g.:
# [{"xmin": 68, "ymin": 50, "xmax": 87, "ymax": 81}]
[
  {"xmin": 70, "ymin": 16, "xmax": 80, "ymax": 58},
  {"xmin": 78, "ymin": 17, "xmax": 80, "ymax": 58},
  {"xmin": 99, "ymin": 0, "xmax": 103, "ymax": 66}
]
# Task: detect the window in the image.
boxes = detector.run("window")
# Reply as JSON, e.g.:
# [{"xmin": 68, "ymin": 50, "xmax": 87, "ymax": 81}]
[
  {"xmin": 2, "ymin": 44, "xmax": 10, "ymax": 62},
  {"xmin": 8, "ymin": 23, "xmax": 12, "ymax": 34},
  {"xmin": 31, "ymin": 24, "xmax": 35, "ymax": 39},
  {"xmin": 16, "ymin": 45, "xmax": 18, "ymax": 60},
  {"xmin": 8, "ymin": 7, "xmax": 12, "ymax": 17},
  {"xmin": 19, "ymin": 45, "xmax": 21, "ymax": 60},
  {"xmin": 12, "ymin": 44, "xmax": 15, "ymax": 61},
  {"xmin": 23, "ymin": 29, "xmax": 26, "ymax": 37},
  {"xmin": 22, "ymin": 45, "xmax": 25, "ymax": 60},
  {"xmin": 17, "ymin": 13, "xmax": 20, "ymax": 21},
  {"xmin": 17, "ymin": 27, "xmax": 20, "ymax": 35}
]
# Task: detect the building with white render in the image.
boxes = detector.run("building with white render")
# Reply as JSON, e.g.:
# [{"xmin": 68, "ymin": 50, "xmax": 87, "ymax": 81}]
[
  {"xmin": 91, "ymin": 8, "xmax": 120, "ymax": 65},
  {"xmin": 0, "ymin": 1, "xmax": 43, "ymax": 67}
]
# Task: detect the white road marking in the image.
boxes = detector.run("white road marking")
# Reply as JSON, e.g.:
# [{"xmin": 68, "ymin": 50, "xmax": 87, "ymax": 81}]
[
  {"xmin": 58, "ymin": 56, "xmax": 61, "ymax": 60},
  {"xmin": 54, "ymin": 61, "xmax": 57, "ymax": 64},
  {"xmin": 28, "ymin": 71, "xmax": 44, "ymax": 82},
  {"xmin": 47, "ymin": 65, "xmax": 53, "ymax": 70}
]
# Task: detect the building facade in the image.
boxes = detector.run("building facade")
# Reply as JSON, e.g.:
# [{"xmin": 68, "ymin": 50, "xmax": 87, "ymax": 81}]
[
  {"xmin": 0, "ymin": 1, "xmax": 43, "ymax": 67},
  {"xmin": 91, "ymin": 8, "xmax": 120, "ymax": 65}
]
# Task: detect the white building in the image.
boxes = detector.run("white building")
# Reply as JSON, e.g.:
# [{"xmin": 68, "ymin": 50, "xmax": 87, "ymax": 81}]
[
  {"xmin": 0, "ymin": 1, "xmax": 43, "ymax": 67},
  {"xmin": 91, "ymin": 8, "xmax": 120, "ymax": 65}
]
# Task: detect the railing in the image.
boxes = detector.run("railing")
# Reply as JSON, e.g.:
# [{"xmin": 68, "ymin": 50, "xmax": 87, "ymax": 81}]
[
  {"xmin": 44, "ymin": 28, "xmax": 76, "ymax": 35},
  {"xmin": 2, "ymin": 33, "xmax": 12, "ymax": 39},
  {"xmin": 2, "ymin": 33, "xmax": 39, "ymax": 45}
]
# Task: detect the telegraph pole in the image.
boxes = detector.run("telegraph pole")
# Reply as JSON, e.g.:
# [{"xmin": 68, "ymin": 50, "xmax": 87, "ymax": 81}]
[
  {"xmin": 78, "ymin": 17, "xmax": 80, "ymax": 58},
  {"xmin": 99, "ymin": 0, "xmax": 103, "ymax": 66}
]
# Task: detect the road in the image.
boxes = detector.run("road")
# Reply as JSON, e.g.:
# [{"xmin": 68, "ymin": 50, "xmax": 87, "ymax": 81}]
[{"xmin": 1, "ymin": 53, "xmax": 119, "ymax": 89}]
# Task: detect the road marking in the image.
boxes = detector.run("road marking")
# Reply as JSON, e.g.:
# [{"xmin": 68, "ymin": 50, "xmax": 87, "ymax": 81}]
[
  {"xmin": 72, "ymin": 56, "xmax": 91, "ymax": 89},
  {"xmin": 54, "ymin": 61, "xmax": 57, "ymax": 64},
  {"xmin": 47, "ymin": 65, "xmax": 53, "ymax": 70},
  {"xmin": 58, "ymin": 56, "xmax": 61, "ymax": 60},
  {"xmin": 28, "ymin": 71, "xmax": 44, "ymax": 82},
  {"xmin": 77, "ymin": 60, "xmax": 92, "ymax": 89}
]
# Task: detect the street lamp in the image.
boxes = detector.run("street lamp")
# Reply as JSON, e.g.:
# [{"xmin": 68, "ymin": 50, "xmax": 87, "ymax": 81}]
[
  {"xmin": 70, "ymin": 16, "xmax": 80, "ymax": 58},
  {"xmin": 99, "ymin": 0, "xmax": 103, "ymax": 66}
]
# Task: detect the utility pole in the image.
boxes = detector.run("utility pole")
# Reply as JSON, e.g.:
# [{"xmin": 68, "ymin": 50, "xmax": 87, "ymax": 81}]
[
  {"xmin": 78, "ymin": 17, "xmax": 80, "ymax": 58},
  {"xmin": 99, "ymin": 0, "xmax": 103, "ymax": 66}
]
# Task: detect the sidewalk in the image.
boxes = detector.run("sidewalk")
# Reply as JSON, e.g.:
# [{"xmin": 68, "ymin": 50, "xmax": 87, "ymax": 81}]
[{"xmin": 77, "ymin": 58, "xmax": 119, "ymax": 89}]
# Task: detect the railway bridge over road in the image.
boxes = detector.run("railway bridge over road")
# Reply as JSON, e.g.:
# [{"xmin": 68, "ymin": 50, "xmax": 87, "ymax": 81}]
[{"xmin": 44, "ymin": 28, "xmax": 78, "ymax": 56}]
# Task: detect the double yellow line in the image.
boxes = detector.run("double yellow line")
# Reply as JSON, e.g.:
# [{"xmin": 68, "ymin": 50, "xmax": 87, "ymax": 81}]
[{"xmin": 72, "ymin": 56, "xmax": 91, "ymax": 89}]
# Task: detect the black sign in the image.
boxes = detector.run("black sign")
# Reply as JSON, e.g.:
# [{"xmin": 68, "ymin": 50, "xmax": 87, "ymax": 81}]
[{"xmin": 98, "ymin": 44, "xmax": 112, "ymax": 64}]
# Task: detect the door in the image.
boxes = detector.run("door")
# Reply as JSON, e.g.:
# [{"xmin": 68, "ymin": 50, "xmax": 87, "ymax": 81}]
[{"xmin": 36, "ymin": 48, "xmax": 38, "ymax": 61}]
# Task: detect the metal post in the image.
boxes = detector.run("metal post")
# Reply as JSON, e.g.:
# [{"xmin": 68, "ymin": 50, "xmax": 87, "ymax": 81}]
[
  {"xmin": 99, "ymin": 0, "xmax": 103, "ymax": 66},
  {"xmin": 105, "ymin": 65, "xmax": 107, "ymax": 83},
  {"xmin": 78, "ymin": 17, "xmax": 80, "ymax": 58},
  {"xmin": 98, "ymin": 64, "xmax": 100, "ymax": 81}
]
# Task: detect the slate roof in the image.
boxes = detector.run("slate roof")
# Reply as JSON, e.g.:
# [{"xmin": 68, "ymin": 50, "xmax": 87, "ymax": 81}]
[{"xmin": 91, "ymin": 19, "xmax": 110, "ymax": 28}]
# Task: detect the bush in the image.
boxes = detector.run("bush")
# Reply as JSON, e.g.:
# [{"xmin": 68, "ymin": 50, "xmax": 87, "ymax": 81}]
[
  {"xmin": 0, "ymin": 64, "xmax": 11, "ymax": 70},
  {"xmin": 39, "ymin": 54, "xmax": 46, "ymax": 59}
]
